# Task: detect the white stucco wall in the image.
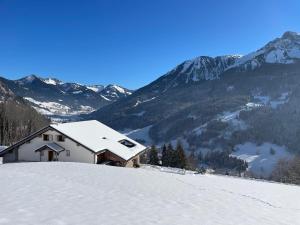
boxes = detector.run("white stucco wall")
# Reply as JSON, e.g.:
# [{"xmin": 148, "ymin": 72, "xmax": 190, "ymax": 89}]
[
  {"xmin": 125, "ymin": 155, "xmax": 140, "ymax": 167},
  {"xmin": 18, "ymin": 129, "xmax": 95, "ymax": 164}
]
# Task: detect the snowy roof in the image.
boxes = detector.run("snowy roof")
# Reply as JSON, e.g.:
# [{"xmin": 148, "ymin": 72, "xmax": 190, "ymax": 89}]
[
  {"xmin": 34, "ymin": 142, "xmax": 65, "ymax": 153},
  {"xmin": 0, "ymin": 146, "xmax": 7, "ymax": 153},
  {"xmin": 50, "ymin": 120, "xmax": 147, "ymax": 160}
]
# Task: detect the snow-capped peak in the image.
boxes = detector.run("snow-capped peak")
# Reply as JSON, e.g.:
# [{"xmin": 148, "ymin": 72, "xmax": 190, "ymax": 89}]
[
  {"xmin": 85, "ymin": 84, "xmax": 132, "ymax": 96},
  {"xmin": 85, "ymin": 85, "xmax": 105, "ymax": 93},
  {"xmin": 25, "ymin": 75, "xmax": 37, "ymax": 81},
  {"xmin": 17, "ymin": 75, "xmax": 39, "ymax": 83},
  {"xmin": 167, "ymin": 55, "xmax": 242, "ymax": 83},
  {"xmin": 106, "ymin": 84, "xmax": 131, "ymax": 95},
  {"xmin": 281, "ymin": 31, "xmax": 300, "ymax": 40},
  {"xmin": 42, "ymin": 78, "xmax": 64, "ymax": 85},
  {"xmin": 16, "ymin": 75, "xmax": 65, "ymax": 86},
  {"xmin": 166, "ymin": 31, "xmax": 300, "ymax": 84},
  {"xmin": 155, "ymin": 31, "xmax": 300, "ymax": 89},
  {"xmin": 232, "ymin": 31, "xmax": 300, "ymax": 70},
  {"xmin": 99, "ymin": 84, "xmax": 133, "ymax": 101}
]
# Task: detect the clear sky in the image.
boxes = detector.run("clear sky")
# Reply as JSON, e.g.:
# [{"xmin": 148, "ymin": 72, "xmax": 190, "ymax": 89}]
[{"xmin": 0, "ymin": 0, "xmax": 299, "ymax": 89}]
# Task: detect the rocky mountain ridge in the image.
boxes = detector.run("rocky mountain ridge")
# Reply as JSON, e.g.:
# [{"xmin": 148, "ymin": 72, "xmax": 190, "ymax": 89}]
[
  {"xmin": 0, "ymin": 75, "xmax": 132, "ymax": 121},
  {"xmin": 87, "ymin": 31, "xmax": 300, "ymax": 177}
]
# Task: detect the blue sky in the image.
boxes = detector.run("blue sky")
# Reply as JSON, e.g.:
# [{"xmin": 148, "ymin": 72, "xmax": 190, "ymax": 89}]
[{"xmin": 0, "ymin": 0, "xmax": 299, "ymax": 89}]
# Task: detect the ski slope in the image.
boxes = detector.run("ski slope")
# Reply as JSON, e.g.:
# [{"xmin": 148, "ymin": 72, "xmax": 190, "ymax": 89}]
[{"xmin": 0, "ymin": 162, "xmax": 299, "ymax": 225}]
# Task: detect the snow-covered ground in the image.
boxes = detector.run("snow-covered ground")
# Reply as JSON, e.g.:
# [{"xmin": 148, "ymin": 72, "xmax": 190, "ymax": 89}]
[
  {"xmin": 231, "ymin": 142, "xmax": 293, "ymax": 177},
  {"xmin": 43, "ymin": 78, "xmax": 64, "ymax": 85},
  {"xmin": 0, "ymin": 146, "xmax": 7, "ymax": 152},
  {"xmin": 253, "ymin": 92, "xmax": 289, "ymax": 109},
  {"xmin": 0, "ymin": 162, "xmax": 299, "ymax": 225},
  {"xmin": 133, "ymin": 97, "xmax": 156, "ymax": 107},
  {"xmin": 191, "ymin": 92, "xmax": 289, "ymax": 140},
  {"xmin": 122, "ymin": 125, "xmax": 153, "ymax": 145},
  {"xmin": 24, "ymin": 97, "xmax": 95, "ymax": 116}
]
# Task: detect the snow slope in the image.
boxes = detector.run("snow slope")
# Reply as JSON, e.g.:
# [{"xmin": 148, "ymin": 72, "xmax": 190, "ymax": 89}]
[
  {"xmin": 232, "ymin": 31, "xmax": 300, "ymax": 70},
  {"xmin": 24, "ymin": 97, "xmax": 95, "ymax": 115},
  {"xmin": 42, "ymin": 78, "xmax": 64, "ymax": 85},
  {"xmin": 122, "ymin": 125, "xmax": 153, "ymax": 145},
  {"xmin": 231, "ymin": 142, "xmax": 293, "ymax": 178},
  {"xmin": 0, "ymin": 162, "xmax": 299, "ymax": 225}
]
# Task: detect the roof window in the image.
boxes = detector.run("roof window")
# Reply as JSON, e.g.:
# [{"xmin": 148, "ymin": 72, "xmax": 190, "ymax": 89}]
[{"xmin": 119, "ymin": 139, "xmax": 136, "ymax": 148}]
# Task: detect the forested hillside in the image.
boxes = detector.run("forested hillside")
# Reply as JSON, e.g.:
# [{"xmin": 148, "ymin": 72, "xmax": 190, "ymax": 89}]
[
  {"xmin": 87, "ymin": 31, "xmax": 300, "ymax": 178},
  {"xmin": 0, "ymin": 81, "xmax": 49, "ymax": 146}
]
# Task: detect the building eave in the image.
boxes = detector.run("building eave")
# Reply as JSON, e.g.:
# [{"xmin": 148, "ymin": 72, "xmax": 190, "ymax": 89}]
[{"xmin": 125, "ymin": 146, "xmax": 149, "ymax": 162}]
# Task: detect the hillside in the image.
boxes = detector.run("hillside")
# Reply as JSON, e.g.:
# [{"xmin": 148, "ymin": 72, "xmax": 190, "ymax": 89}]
[
  {"xmin": 0, "ymin": 162, "xmax": 299, "ymax": 225},
  {"xmin": 0, "ymin": 81, "xmax": 49, "ymax": 145},
  {"xmin": 0, "ymin": 75, "xmax": 132, "ymax": 121},
  {"xmin": 87, "ymin": 31, "xmax": 300, "ymax": 177}
]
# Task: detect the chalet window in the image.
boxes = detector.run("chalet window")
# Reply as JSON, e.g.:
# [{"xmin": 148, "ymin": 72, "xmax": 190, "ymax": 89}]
[
  {"xmin": 57, "ymin": 135, "xmax": 65, "ymax": 142},
  {"xmin": 66, "ymin": 150, "xmax": 70, "ymax": 157},
  {"xmin": 119, "ymin": 139, "xmax": 136, "ymax": 148},
  {"xmin": 41, "ymin": 151, "xmax": 44, "ymax": 156},
  {"xmin": 8, "ymin": 149, "xmax": 13, "ymax": 154},
  {"xmin": 43, "ymin": 134, "xmax": 49, "ymax": 141}
]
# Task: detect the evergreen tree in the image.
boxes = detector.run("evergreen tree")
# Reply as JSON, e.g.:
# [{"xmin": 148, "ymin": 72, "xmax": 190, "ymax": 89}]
[
  {"xmin": 148, "ymin": 145, "xmax": 159, "ymax": 165},
  {"xmin": 167, "ymin": 143, "xmax": 177, "ymax": 167},
  {"xmin": 175, "ymin": 140, "xmax": 186, "ymax": 169},
  {"xmin": 270, "ymin": 147, "xmax": 276, "ymax": 155},
  {"xmin": 187, "ymin": 150, "xmax": 198, "ymax": 170},
  {"xmin": 198, "ymin": 151, "xmax": 203, "ymax": 162},
  {"xmin": 161, "ymin": 144, "xmax": 168, "ymax": 166}
]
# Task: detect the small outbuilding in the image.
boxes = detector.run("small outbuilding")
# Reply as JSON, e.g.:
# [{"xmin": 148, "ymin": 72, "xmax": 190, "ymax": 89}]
[{"xmin": 0, "ymin": 120, "xmax": 147, "ymax": 167}]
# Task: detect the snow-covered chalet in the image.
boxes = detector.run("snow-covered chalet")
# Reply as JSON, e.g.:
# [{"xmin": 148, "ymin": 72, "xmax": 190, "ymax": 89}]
[{"xmin": 0, "ymin": 120, "xmax": 147, "ymax": 167}]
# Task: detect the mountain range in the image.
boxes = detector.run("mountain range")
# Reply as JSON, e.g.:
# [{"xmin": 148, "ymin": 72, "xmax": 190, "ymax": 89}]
[
  {"xmin": 84, "ymin": 31, "xmax": 300, "ymax": 177},
  {"xmin": 1, "ymin": 31, "xmax": 300, "ymax": 177},
  {"xmin": 0, "ymin": 75, "xmax": 132, "ymax": 121},
  {"xmin": 88, "ymin": 31, "xmax": 300, "ymax": 133}
]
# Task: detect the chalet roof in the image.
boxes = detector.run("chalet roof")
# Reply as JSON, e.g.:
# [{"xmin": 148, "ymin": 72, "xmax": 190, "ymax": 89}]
[
  {"xmin": 0, "ymin": 146, "xmax": 8, "ymax": 153},
  {"xmin": 50, "ymin": 120, "xmax": 146, "ymax": 160},
  {"xmin": 34, "ymin": 142, "xmax": 65, "ymax": 153}
]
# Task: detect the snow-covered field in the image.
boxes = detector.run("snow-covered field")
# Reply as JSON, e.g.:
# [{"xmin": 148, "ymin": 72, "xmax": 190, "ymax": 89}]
[
  {"xmin": 24, "ymin": 97, "xmax": 95, "ymax": 116},
  {"xmin": 0, "ymin": 162, "xmax": 299, "ymax": 225},
  {"xmin": 232, "ymin": 142, "xmax": 293, "ymax": 178},
  {"xmin": 122, "ymin": 125, "xmax": 153, "ymax": 145}
]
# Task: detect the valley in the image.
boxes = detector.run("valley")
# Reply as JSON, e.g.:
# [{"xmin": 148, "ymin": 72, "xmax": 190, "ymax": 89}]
[
  {"xmin": 1, "ymin": 31, "xmax": 300, "ymax": 179},
  {"xmin": 0, "ymin": 75, "xmax": 132, "ymax": 121}
]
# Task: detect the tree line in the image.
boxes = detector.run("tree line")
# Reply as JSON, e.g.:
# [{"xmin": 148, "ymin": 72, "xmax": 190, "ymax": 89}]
[
  {"xmin": 270, "ymin": 157, "xmax": 300, "ymax": 185},
  {"xmin": 200, "ymin": 151, "xmax": 248, "ymax": 175},
  {"xmin": 147, "ymin": 141, "xmax": 248, "ymax": 174},
  {"xmin": 148, "ymin": 140, "xmax": 299, "ymax": 184},
  {"xmin": 149, "ymin": 141, "xmax": 188, "ymax": 169}
]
